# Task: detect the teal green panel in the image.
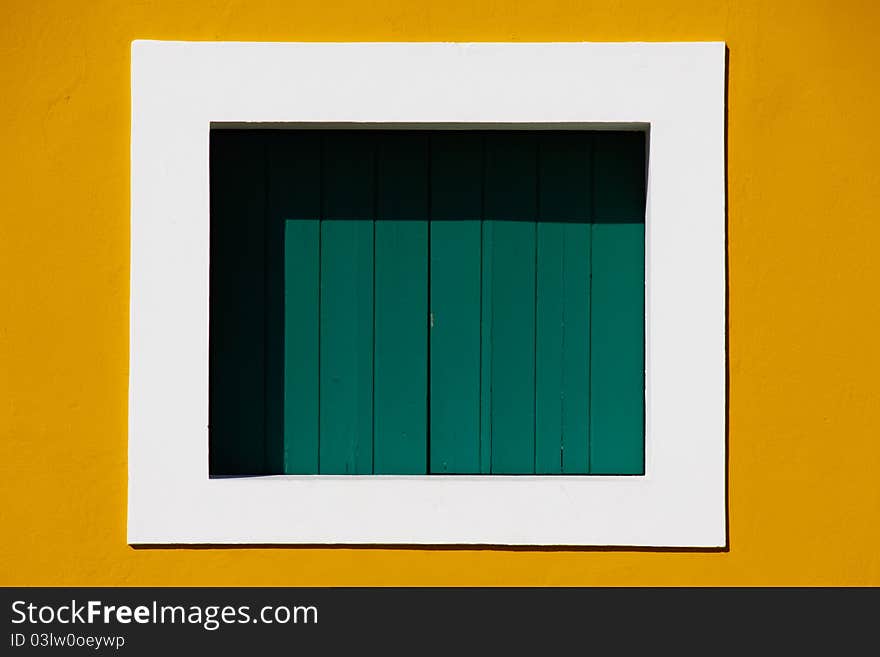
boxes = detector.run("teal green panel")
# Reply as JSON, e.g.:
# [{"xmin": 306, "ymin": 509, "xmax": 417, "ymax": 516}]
[
  {"xmin": 373, "ymin": 220, "xmax": 427, "ymax": 473},
  {"xmin": 561, "ymin": 226, "xmax": 591, "ymax": 474},
  {"xmin": 485, "ymin": 134, "xmax": 537, "ymax": 474},
  {"xmin": 429, "ymin": 132, "xmax": 483, "ymax": 473},
  {"xmin": 283, "ymin": 220, "xmax": 320, "ymax": 473},
  {"xmin": 536, "ymin": 225, "xmax": 591, "ymax": 474},
  {"xmin": 374, "ymin": 133, "xmax": 428, "ymax": 474},
  {"xmin": 479, "ymin": 220, "xmax": 494, "ymax": 474},
  {"xmin": 208, "ymin": 130, "xmax": 267, "ymax": 475},
  {"xmin": 590, "ymin": 131, "xmax": 646, "ymax": 474},
  {"xmin": 536, "ymin": 223, "xmax": 565, "ymax": 473},
  {"xmin": 590, "ymin": 224, "xmax": 644, "ymax": 473},
  {"xmin": 268, "ymin": 132, "xmax": 321, "ymax": 474},
  {"xmin": 488, "ymin": 221, "xmax": 537, "ymax": 473},
  {"xmin": 536, "ymin": 133, "xmax": 591, "ymax": 474},
  {"xmin": 319, "ymin": 134, "xmax": 375, "ymax": 474}
]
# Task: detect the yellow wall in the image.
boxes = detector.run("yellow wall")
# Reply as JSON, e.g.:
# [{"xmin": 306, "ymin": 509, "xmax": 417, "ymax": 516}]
[{"xmin": 2, "ymin": 0, "xmax": 879, "ymax": 585}]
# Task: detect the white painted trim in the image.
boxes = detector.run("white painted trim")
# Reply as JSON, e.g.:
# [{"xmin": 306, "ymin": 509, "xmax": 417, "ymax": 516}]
[{"xmin": 129, "ymin": 41, "xmax": 726, "ymax": 546}]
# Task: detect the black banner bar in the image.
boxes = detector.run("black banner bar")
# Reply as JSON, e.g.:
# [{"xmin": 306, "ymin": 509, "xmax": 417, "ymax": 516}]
[{"xmin": 1, "ymin": 588, "xmax": 876, "ymax": 654}]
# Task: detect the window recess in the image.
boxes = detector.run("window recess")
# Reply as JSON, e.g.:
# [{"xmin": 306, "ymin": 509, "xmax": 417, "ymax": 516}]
[{"xmin": 209, "ymin": 129, "xmax": 646, "ymax": 476}]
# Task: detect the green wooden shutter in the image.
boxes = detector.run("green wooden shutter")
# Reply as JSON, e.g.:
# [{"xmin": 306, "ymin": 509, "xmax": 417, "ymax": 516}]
[{"xmin": 209, "ymin": 129, "xmax": 645, "ymax": 476}]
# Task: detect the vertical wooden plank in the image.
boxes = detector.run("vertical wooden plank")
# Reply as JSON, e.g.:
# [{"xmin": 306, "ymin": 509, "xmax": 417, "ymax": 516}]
[
  {"xmin": 535, "ymin": 221, "xmax": 564, "ymax": 474},
  {"xmin": 284, "ymin": 220, "xmax": 320, "ymax": 473},
  {"xmin": 374, "ymin": 133, "xmax": 429, "ymax": 473},
  {"xmin": 268, "ymin": 131, "xmax": 321, "ymax": 474},
  {"xmin": 536, "ymin": 133, "xmax": 591, "ymax": 474},
  {"xmin": 429, "ymin": 132, "xmax": 483, "ymax": 473},
  {"xmin": 561, "ymin": 226, "xmax": 591, "ymax": 473},
  {"xmin": 479, "ymin": 217, "xmax": 494, "ymax": 474},
  {"xmin": 484, "ymin": 132, "xmax": 538, "ymax": 474},
  {"xmin": 590, "ymin": 131, "xmax": 646, "ymax": 474},
  {"xmin": 208, "ymin": 130, "xmax": 267, "ymax": 474},
  {"xmin": 320, "ymin": 132, "xmax": 375, "ymax": 474}
]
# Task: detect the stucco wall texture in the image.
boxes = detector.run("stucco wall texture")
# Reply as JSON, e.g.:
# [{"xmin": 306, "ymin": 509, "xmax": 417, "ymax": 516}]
[{"xmin": 1, "ymin": 0, "xmax": 879, "ymax": 585}]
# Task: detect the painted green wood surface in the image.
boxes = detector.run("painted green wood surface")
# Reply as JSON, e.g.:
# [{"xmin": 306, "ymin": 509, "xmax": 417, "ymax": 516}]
[
  {"xmin": 319, "ymin": 133, "xmax": 375, "ymax": 474},
  {"xmin": 479, "ymin": 218, "xmax": 494, "ymax": 474},
  {"xmin": 209, "ymin": 129, "xmax": 646, "ymax": 476},
  {"xmin": 536, "ymin": 133, "xmax": 591, "ymax": 474},
  {"xmin": 208, "ymin": 130, "xmax": 267, "ymax": 474},
  {"xmin": 590, "ymin": 131, "xmax": 646, "ymax": 474},
  {"xmin": 429, "ymin": 133, "xmax": 483, "ymax": 473},
  {"xmin": 283, "ymin": 219, "xmax": 320, "ymax": 473},
  {"xmin": 484, "ymin": 134, "xmax": 537, "ymax": 474},
  {"xmin": 561, "ymin": 227, "xmax": 591, "ymax": 473},
  {"xmin": 374, "ymin": 133, "xmax": 428, "ymax": 473}
]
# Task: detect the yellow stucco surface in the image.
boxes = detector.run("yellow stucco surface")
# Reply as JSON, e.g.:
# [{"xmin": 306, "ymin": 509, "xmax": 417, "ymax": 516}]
[{"xmin": 1, "ymin": 0, "xmax": 879, "ymax": 585}]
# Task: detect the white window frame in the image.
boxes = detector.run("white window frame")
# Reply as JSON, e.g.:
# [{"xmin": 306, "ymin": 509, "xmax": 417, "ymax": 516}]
[{"xmin": 129, "ymin": 41, "xmax": 726, "ymax": 546}]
